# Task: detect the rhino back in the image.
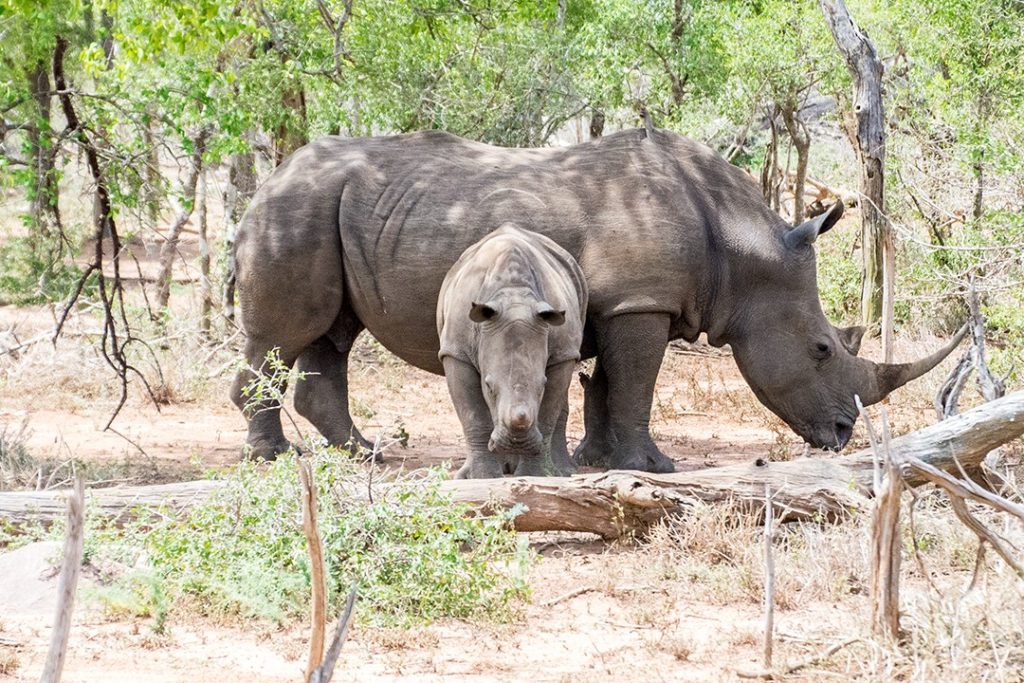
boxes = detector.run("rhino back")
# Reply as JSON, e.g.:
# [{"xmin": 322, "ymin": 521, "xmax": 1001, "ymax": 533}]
[{"xmin": 242, "ymin": 129, "xmax": 787, "ymax": 373}]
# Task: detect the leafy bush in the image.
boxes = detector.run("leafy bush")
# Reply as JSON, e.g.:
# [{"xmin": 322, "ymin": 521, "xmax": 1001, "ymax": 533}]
[
  {"xmin": 0, "ymin": 235, "xmax": 91, "ymax": 306},
  {"xmin": 88, "ymin": 453, "xmax": 532, "ymax": 628}
]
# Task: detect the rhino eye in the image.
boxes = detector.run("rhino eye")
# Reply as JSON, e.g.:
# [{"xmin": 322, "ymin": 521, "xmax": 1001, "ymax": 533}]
[{"xmin": 812, "ymin": 342, "xmax": 832, "ymax": 361}]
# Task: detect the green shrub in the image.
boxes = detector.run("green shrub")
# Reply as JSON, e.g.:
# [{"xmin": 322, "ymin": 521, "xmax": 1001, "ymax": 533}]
[
  {"xmin": 0, "ymin": 235, "xmax": 91, "ymax": 306},
  {"xmin": 88, "ymin": 453, "xmax": 532, "ymax": 628}
]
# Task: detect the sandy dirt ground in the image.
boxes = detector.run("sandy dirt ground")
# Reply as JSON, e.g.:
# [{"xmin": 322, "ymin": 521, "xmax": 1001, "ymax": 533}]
[{"xmin": 0, "ymin": 296, "xmax": 977, "ymax": 682}]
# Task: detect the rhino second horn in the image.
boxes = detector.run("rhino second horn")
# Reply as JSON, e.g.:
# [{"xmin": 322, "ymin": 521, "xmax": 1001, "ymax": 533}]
[{"xmin": 863, "ymin": 324, "xmax": 969, "ymax": 404}]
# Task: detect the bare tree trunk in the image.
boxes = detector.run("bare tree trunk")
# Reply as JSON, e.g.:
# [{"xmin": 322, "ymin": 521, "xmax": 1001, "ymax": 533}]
[
  {"xmin": 820, "ymin": 0, "xmax": 892, "ymax": 361},
  {"xmin": 589, "ymin": 109, "xmax": 605, "ymax": 139},
  {"xmin": 26, "ymin": 61, "xmax": 58, "ymax": 240},
  {"xmin": 141, "ymin": 104, "xmax": 163, "ymax": 230},
  {"xmin": 761, "ymin": 107, "xmax": 782, "ymax": 212},
  {"xmin": 781, "ymin": 106, "xmax": 811, "ymax": 224},
  {"xmin": 100, "ymin": 9, "xmax": 115, "ymax": 69},
  {"xmin": 972, "ymin": 157, "xmax": 984, "ymax": 222},
  {"xmin": 155, "ymin": 128, "xmax": 211, "ymax": 311},
  {"xmin": 197, "ymin": 170, "xmax": 211, "ymax": 337},
  {"xmin": 222, "ymin": 149, "xmax": 257, "ymax": 322},
  {"xmin": 275, "ymin": 87, "xmax": 308, "ymax": 165},
  {"xmin": 39, "ymin": 478, "xmax": 85, "ymax": 683}
]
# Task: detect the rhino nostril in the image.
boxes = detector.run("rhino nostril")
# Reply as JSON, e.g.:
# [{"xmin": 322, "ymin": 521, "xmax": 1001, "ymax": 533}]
[
  {"xmin": 834, "ymin": 420, "xmax": 853, "ymax": 448},
  {"xmin": 509, "ymin": 409, "xmax": 532, "ymax": 431}
]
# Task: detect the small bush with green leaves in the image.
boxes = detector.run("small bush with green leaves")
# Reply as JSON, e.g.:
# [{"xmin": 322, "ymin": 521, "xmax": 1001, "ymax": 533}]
[{"xmin": 88, "ymin": 453, "xmax": 532, "ymax": 628}]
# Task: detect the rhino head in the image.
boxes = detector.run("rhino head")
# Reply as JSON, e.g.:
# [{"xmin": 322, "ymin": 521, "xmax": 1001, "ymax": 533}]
[
  {"xmin": 727, "ymin": 202, "xmax": 966, "ymax": 451},
  {"xmin": 470, "ymin": 290, "xmax": 566, "ymax": 456}
]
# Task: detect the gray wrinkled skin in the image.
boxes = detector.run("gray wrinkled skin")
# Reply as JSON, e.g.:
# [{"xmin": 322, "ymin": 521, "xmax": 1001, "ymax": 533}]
[
  {"xmin": 437, "ymin": 225, "xmax": 586, "ymax": 479},
  {"xmin": 230, "ymin": 128, "xmax": 963, "ymax": 470}
]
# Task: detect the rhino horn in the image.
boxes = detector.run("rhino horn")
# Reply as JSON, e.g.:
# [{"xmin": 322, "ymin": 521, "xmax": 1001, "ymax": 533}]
[
  {"xmin": 859, "ymin": 324, "xmax": 968, "ymax": 405},
  {"xmin": 784, "ymin": 201, "xmax": 844, "ymax": 250}
]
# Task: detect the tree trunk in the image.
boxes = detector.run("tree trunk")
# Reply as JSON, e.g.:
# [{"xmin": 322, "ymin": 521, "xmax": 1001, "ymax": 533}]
[
  {"xmin": 155, "ymin": 128, "xmax": 211, "ymax": 311},
  {"xmin": 5, "ymin": 391, "xmax": 1023, "ymax": 536},
  {"xmin": 222, "ymin": 149, "xmax": 257, "ymax": 321},
  {"xmin": 820, "ymin": 0, "xmax": 892, "ymax": 361},
  {"xmin": 274, "ymin": 87, "xmax": 308, "ymax": 165},
  {"xmin": 761, "ymin": 107, "xmax": 782, "ymax": 212},
  {"xmin": 26, "ymin": 61, "xmax": 58, "ymax": 240},
  {"xmin": 589, "ymin": 109, "xmax": 605, "ymax": 140},
  {"xmin": 197, "ymin": 170, "xmax": 211, "ymax": 337},
  {"xmin": 100, "ymin": 9, "xmax": 115, "ymax": 69},
  {"xmin": 972, "ymin": 156, "xmax": 984, "ymax": 222},
  {"xmin": 781, "ymin": 106, "xmax": 811, "ymax": 224},
  {"xmin": 141, "ymin": 104, "xmax": 163, "ymax": 229}
]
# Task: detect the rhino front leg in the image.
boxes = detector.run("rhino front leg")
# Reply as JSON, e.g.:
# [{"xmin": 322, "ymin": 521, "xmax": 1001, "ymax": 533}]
[
  {"xmin": 572, "ymin": 360, "xmax": 614, "ymax": 467},
  {"xmin": 442, "ymin": 358, "xmax": 506, "ymax": 479},
  {"xmin": 594, "ymin": 313, "xmax": 675, "ymax": 473},
  {"xmin": 515, "ymin": 360, "xmax": 576, "ymax": 477}
]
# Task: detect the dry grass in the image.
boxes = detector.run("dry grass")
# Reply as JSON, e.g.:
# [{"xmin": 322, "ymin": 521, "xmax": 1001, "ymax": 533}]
[{"xmin": 628, "ymin": 488, "xmax": 1024, "ymax": 681}]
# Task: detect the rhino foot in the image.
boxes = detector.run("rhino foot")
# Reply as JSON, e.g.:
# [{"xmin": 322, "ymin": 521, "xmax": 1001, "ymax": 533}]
[
  {"xmin": 456, "ymin": 454, "xmax": 506, "ymax": 479},
  {"xmin": 572, "ymin": 437, "xmax": 612, "ymax": 468},
  {"xmin": 351, "ymin": 440, "xmax": 384, "ymax": 464},
  {"xmin": 608, "ymin": 443, "xmax": 675, "ymax": 474},
  {"xmin": 243, "ymin": 437, "xmax": 298, "ymax": 462}
]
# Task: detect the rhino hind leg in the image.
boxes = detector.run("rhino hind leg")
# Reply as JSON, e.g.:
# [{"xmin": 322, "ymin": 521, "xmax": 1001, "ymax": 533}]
[
  {"xmin": 590, "ymin": 313, "xmax": 676, "ymax": 474},
  {"xmin": 572, "ymin": 361, "xmax": 614, "ymax": 468},
  {"xmin": 293, "ymin": 322, "xmax": 377, "ymax": 461},
  {"xmin": 230, "ymin": 338, "xmax": 303, "ymax": 461}
]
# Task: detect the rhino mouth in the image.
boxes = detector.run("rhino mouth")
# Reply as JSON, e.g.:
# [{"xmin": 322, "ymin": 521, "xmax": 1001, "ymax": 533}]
[
  {"xmin": 800, "ymin": 418, "xmax": 854, "ymax": 452},
  {"xmin": 488, "ymin": 426, "xmax": 543, "ymax": 455}
]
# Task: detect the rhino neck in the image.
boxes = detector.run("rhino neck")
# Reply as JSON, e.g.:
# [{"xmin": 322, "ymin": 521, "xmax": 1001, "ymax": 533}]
[{"xmin": 698, "ymin": 215, "xmax": 796, "ymax": 349}]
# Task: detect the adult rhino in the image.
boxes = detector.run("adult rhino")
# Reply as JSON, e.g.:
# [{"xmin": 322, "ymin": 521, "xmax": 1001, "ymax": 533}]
[{"xmin": 230, "ymin": 128, "xmax": 964, "ymax": 472}]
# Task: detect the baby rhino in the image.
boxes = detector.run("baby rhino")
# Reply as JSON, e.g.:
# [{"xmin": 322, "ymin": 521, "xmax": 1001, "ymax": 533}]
[{"xmin": 437, "ymin": 225, "xmax": 587, "ymax": 479}]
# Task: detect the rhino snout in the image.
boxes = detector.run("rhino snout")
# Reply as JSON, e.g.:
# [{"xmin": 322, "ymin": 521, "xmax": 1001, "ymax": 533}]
[
  {"xmin": 800, "ymin": 418, "xmax": 854, "ymax": 452},
  {"xmin": 488, "ymin": 424, "xmax": 543, "ymax": 455},
  {"xmin": 508, "ymin": 407, "xmax": 533, "ymax": 432}
]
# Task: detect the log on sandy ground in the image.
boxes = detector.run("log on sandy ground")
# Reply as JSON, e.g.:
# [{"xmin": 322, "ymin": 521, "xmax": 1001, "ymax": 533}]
[{"xmin": 2, "ymin": 391, "xmax": 1022, "ymax": 538}]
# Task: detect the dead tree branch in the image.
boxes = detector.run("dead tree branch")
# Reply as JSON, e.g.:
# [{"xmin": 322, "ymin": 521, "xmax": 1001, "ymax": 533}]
[
  {"xmin": 52, "ymin": 35, "xmax": 163, "ymax": 429},
  {"xmin": 298, "ymin": 460, "xmax": 328, "ymax": 683},
  {"xmin": 39, "ymin": 477, "xmax": 85, "ymax": 683}
]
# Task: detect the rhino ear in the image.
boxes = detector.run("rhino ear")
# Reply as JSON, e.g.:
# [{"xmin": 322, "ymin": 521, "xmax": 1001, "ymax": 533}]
[
  {"xmin": 535, "ymin": 301, "xmax": 566, "ymax": 327},
  {"xmin": 469, "ymin": 301, "xmax": 499, "ymax": 323},
  {"xmin": 837, "ymin": 324, "xmax": 866, "ymax": 356},
  {"xmin": 784, "ymin": 201, "xmax": 844, "ymax": 250}
]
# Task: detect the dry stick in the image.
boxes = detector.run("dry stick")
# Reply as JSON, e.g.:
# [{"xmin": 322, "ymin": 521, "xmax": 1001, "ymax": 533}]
[
  {"xmin": 39, "ymin": 477, "xmax": 85, "ymax": 683},
  {"xmin": 762, "ymin": 484, "xmax": 775, "ymax": 672},
  {"xmin": 542, "ymin": 586, "xmax": 598, "ymax": 608},
  {"xmin": 310, "ymin": 587, "xmax": 357, "ymax": 683},
  {"xmin": 298, "ymin": 461, "xmax": 327, "ymax": 683},
  {"xmin": 862, "ymin": 406, "xmax": 902, "ymax": 641},
  {"xmin": 904, "ymin": 457, "xmax": 1024, "ymax": 579}
]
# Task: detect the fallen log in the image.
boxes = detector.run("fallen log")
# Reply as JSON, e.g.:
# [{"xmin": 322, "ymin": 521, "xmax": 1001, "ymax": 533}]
[{"xmin": 2, "ymin": 392, "xmax": 1022, "ymax": 538}]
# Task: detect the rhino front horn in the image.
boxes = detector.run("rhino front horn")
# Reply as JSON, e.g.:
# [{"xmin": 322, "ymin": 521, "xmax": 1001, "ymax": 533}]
[{"xmin": 863, "ymin": 324, "xmax": 969, "ymax": 404}]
